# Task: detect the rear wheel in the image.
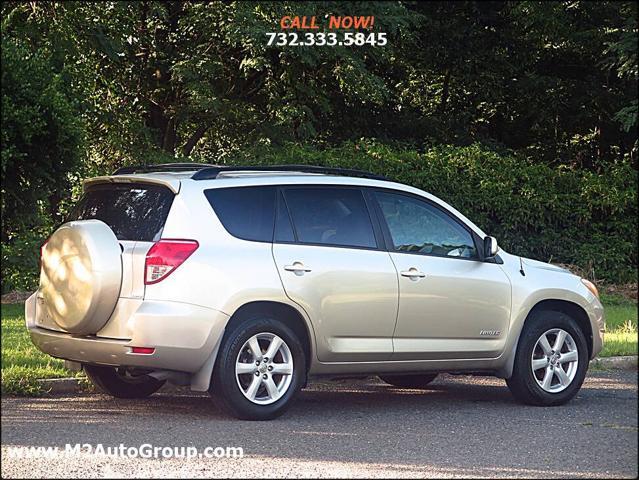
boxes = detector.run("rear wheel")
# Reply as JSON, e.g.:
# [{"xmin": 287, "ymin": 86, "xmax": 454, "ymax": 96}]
[
  {"xmin": 379, "ymin": 373, "xmax": 438, "ymax": 389},
  {"xmin": 211, "ymin": 317, "xmax": 306, "ymax": 420},
  {"xmin": 84, "ymin": 365, "xmax": 165, "ymax": 399},
  {"xmin": 507, "ymin": 310, "xmax": 588, "ymax": 406}
]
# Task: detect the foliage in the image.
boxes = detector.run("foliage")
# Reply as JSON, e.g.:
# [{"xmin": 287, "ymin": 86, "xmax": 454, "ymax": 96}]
[
  {"xmin": 603, "ymin": 2, "xmax": 638, "ymax": 133},
  {"xmin": 0, "ymin": 1, "xmax": 637, "ymax": 290},
  {"xmin": 1, "ymin": 226, "xmax": 49, "ymax": 292},
  {"xmin": 3, "ymin": 1, "xmax": 636, "ymax": 167},
  {"xmin": 1, "ymin": 304, "xmax": 75, "ymax": 395},
  {"xmin": 230, "ymin": 141, "xmax": 638, "ymax": 282},
  {"xmin": 0, "ymin": 33, "xmax": 84, "ymax": 225},
  {"xmin": 1, "ymin": 17, "xmax": 85, "ymax": 292}
]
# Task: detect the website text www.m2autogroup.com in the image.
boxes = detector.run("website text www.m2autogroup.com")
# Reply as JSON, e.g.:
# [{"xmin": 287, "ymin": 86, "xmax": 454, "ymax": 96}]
[{"xmin": 5, "ymin": 444, "xmax": 244, "ymax": 460}]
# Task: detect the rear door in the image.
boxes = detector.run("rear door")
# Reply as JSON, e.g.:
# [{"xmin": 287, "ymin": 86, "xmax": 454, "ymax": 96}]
[{"xmin": 272, "ymin": 186, "xmax": 399, "ymax": 362}]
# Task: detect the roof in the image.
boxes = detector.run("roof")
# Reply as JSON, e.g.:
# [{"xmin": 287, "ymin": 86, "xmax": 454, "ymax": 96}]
[
  {"xmin": 84, "ymin": 164, "xmax": 487, "ymax": 237},
  {"xmin": 84, "ymin": 169, "xmax": 391, "ymax": 194}
]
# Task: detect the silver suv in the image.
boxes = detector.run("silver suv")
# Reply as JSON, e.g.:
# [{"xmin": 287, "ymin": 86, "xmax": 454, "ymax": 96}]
[{"xmin": 27, "ymin": 164, "xmax": 605, "ymax": 420}]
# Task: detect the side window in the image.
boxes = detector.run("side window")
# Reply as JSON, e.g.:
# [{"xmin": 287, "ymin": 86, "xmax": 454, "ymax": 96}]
[
  {"xmin": 274, "ymin": 191, "xmax": 295, "ymax": 242},
  {"xmin": 283, "ymin": 187, "xmax": 377, "ymax": 249},
  {"xmin": 204, "ymin": 186, "xmax": 276, "ymax": 242},
  {"xmin": 374, "ymin": 191, "xmax": 477, "ymax": 259}
]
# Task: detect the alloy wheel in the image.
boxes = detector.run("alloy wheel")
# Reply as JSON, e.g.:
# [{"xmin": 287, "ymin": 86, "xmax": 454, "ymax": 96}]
[
  {"xmin": 235, "ymin": 332, "xmax": 294, "ymax": 405},
  {"xmin": 531, "ymin": 328, "xmax": 579, "ymax": 393}
]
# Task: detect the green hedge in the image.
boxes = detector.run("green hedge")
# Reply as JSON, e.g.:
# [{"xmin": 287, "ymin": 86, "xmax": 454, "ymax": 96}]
[
  {"xmin": 1, "ymin": 141, "xmax": 636, "ymax": 292},
  {"xmin": 230, "ymin": 141, "xmax": 637, "ymax": 282}
]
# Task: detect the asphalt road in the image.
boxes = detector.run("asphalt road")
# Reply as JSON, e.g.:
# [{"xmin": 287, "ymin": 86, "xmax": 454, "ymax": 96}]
[{"xmin": 1, "ymin": 370, "xmax": 637, "ymax": 478}]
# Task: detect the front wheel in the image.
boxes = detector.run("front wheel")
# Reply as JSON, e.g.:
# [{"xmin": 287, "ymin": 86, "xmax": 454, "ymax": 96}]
[
  {"xmin": 379, "ymin": 373, "xmax": 438, "ymax": 389},
  {"xmin": 210, "ymin": 317, "xmax": 306, "ymax": 420},
  {"xmin": 507, "ymin": 310, "xmax": 589, "ymax": 406},
  {"xmin": 84, "ymin": 365, "xmax": 165, "ymax": 398}
]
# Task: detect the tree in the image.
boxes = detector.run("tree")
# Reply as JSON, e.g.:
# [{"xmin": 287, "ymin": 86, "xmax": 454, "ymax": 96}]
[
  {"xmin": 1, "ymin": 32, "xmax": 84, "ymax": 239},
  {"xmin": 0, "ymin": 1, "xmax": 636, "ymax": 289}
]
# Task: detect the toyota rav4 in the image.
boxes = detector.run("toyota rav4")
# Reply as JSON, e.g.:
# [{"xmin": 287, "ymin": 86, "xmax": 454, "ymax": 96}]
[{"xmin": 26, "ymin": 163, "xmax": 605, "ymax": 420}]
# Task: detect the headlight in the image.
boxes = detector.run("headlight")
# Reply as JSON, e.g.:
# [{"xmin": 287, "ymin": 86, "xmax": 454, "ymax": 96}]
[{"xmin": 581, "ymin": 278, "xmax": 599, "ymax": 299}]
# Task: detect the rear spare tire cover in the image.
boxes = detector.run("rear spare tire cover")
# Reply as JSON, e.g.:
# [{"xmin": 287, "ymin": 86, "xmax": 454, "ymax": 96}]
[{"xmin": 40, "ymin": 219, "xmax": 122, "ymax": 334}]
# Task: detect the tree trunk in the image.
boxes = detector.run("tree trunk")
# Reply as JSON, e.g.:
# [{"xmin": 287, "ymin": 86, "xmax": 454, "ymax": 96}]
[
  {"xmin": 182, "ymin": 125, "xmax": 209, "ymax": 156},
  {"xmin": 438, "ymin": 68, "xmax": 451, "ymax": 113},
  {"xmin": 162, "ymin": 117, "xmax": 177, "ymax": 154}
]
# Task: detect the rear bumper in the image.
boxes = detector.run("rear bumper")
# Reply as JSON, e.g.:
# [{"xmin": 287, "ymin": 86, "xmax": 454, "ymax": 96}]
[{"xmin": 26, "ymin": 293, "xmax": 229, "ymax": 373}]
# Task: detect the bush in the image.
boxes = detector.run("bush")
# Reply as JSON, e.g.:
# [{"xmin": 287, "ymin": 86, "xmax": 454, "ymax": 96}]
[
  {"xmin": 2, "ymin": 141, "xmax": 635, "ymax": 289},
  {"xmin": 1, "ymin": 225, "xmax": 50, "ymax": 292},
  {"xmin": 1, "ymin": 34, "xmax": 84, "ymax": 294},
  {"xmin": 231, "ymin": 141, "xmax": 637, "ymax": 282}
]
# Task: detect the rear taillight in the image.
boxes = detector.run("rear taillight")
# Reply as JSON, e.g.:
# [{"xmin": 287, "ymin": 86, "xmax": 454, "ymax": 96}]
[{"xmin": 144, "ymin": 239, "xmax": 199, "ymax": 285}]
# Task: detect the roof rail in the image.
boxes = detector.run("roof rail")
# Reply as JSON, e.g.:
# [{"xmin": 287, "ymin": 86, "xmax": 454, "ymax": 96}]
[
  {"xmin": 191, "ymin": 165, "xmax": 389, "ymax": 181},
  {"xmin": 112, "ymin": 163, "xmax": 216, "ymax": 175}
]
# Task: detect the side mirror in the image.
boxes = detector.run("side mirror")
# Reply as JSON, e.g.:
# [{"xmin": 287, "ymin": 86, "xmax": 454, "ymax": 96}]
[{"xmin": 483, "ymin": 236, "xmax": 499, "ymax": 259}]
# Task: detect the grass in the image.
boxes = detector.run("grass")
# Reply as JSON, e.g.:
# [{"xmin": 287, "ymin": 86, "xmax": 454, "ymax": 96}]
[
  {"xmin": 1, "ymin": 292, "xmax": 636, "ymax": 395},
  {"xmin": 599, "ymin": 293, "xmax": 638, "ymax": 357},
  {"xmin": 1, "ymin": 303, "xmax": 80, "ymax": 395}
]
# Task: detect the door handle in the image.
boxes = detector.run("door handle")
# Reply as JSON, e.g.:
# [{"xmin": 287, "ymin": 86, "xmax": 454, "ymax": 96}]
[
  {"xmin": 284, "ymin": 262, "xmax": 312, "ymax": 274},
  {"xmin": 400, "ymin": 268, "xmax": 426, "ymax": 279}
]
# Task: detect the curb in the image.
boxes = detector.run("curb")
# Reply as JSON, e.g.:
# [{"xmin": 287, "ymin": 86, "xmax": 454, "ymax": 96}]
[
  {"xmin": 37, "ymin": 377, "xmax": 190, "ymax": 395},
  {"xmin": 38, "ymin": 378, "xmax": 83, "ymax": 394},
  {"xmin": 38, "ymin": 356, "xmax": 638, "ymax": 395},
  {"xmin": 590, "ymin": 355, "xmax": 638, "ymax": 370}
]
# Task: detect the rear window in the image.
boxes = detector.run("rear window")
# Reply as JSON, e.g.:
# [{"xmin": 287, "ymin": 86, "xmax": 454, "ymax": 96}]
[
  {"xmin": 67, "ymin": 183, "xmax": 174, "ymax": 241},
  {"xmin": 204, "ymin": 186, "xmax": 276, "ymax": 242},
  {"xmin": 283, "ymin": 187, "xmax": 377, "ymax": 249}
]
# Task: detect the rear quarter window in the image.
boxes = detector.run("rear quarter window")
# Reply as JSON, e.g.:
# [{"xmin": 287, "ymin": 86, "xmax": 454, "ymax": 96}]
[
  {"xmin": 204, "ymin": 186, "xmax": 276, "ymax": 242},
  {"xmin": 67, "ymin": 183, "xmax": 174, "ymax": 242}
]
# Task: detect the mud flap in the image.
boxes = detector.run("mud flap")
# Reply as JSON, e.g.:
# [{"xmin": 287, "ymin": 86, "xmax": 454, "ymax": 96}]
[{"xmin": 190, "ymin": 331, "xmax": 224, "ymax": 392}]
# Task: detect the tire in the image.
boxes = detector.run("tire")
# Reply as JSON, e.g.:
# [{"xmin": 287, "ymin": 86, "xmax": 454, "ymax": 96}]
[
  {"xmin": 210, "ymin": 317, "xmax": 306, "ymax": 420},
  {"xmin": 379, "ymin": 373, "xmax": 438, "ymax": 389},
  {"xmin": 84, "ymin": 365, "xmax": 165, "ymax": 399},
  {"xmin": 40, "ymin": 220, "xmax": 122, "ymax": 334},
  {"xmin": 507, "ymin": 310, "xmax": 589, "ymax": 406}
]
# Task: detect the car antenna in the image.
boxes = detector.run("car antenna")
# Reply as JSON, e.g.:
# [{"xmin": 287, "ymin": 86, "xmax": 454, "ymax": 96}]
[{"xmin": 519, "ymin": 257, "xmax": 526, "ymax": 276}]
